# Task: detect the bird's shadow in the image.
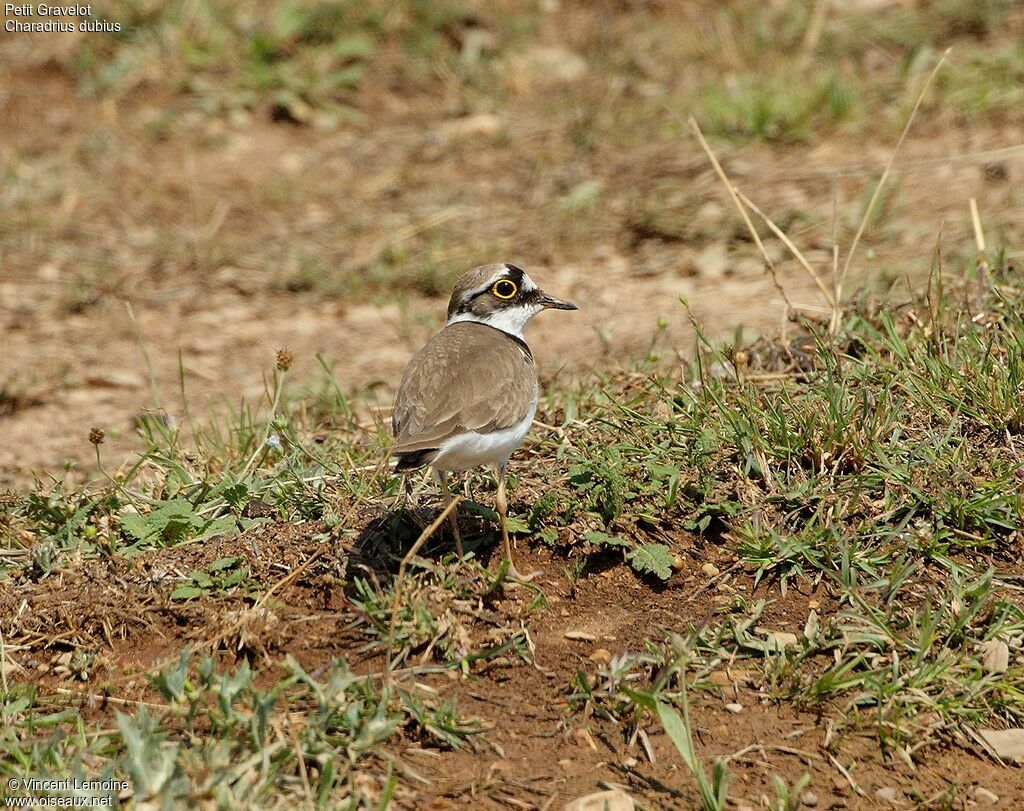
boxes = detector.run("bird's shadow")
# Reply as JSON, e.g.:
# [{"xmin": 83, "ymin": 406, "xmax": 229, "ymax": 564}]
[{"xmin": 344, "ymin": 501, "xmax": 500, "ymax": 590}]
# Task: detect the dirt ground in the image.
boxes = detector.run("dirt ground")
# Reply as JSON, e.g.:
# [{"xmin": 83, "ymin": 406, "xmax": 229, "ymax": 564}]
[
  {"xmin": 4, "ymin": 514, "xmax": 1021, "ymax": 808},
  {"xmin": 2, "ymin": 3, "xmax": 1023, "ymax": 485},
  {"xmin": 4, "ymin": 2, "xmax": 1024, "ymax": 806}
]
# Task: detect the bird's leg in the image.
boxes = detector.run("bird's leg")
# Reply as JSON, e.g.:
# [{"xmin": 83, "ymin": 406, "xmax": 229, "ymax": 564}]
[
  {"xmin": 434, "ymin": 468, "xmax": 463, "ymax": 557},
  {"xmin": 495, "ymin": 464, "xmax": 540, "ymax": 583}
]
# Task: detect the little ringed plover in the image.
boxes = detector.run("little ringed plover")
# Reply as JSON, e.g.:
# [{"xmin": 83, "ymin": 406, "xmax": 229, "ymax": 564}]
[{"xmin": 391, "ymin": 263, "xmax": 577, "ymax": 579}]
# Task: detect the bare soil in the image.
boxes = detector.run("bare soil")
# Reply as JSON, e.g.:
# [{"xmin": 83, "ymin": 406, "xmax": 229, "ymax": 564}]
[{"xmin": 3, "ymin": 512, "xmax": 1020, "ymax": 809}]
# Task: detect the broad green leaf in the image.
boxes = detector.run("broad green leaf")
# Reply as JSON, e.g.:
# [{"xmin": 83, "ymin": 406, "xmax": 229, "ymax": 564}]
[
  {"xmin": 584, "ymin": 531, "xmax": 631, "ymax": 549},
  {"xmin": 627, "ymin": 543, "xmax": 674, "ymax": 580},
  {"xmin": 208, "ymin": 556, "xmax": 240, "ymax": 572},
  {"xmin": 119, "ymin": 510, "xmax": 156, "ymax": 543},
  {"xmin": 169, "ymin": 585, "xmax": 205, "ymax": 601}
]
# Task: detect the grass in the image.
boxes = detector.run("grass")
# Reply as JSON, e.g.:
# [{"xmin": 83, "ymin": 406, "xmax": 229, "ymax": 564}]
[
  {"xmin": 68, "ymin": 0, "xmax": 526, "ymax": 126},
  {"xmin": 5, "ymin": 0, "xmax": 1024, "ymax": 804},
  {"xmin": 1, "ymin": 650, "xmax": 480, "ymax": 806},
  {"xmin": 54, "ymin": 1, "xmax": 1024, "ymax": 143},
  {"xmin": 3, "ymin": 244, "xmax": 1024, "ymax": 804}
]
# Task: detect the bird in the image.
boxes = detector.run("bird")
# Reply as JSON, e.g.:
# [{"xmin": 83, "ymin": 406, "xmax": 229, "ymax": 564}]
[{"xmin": 391, "ymin": 262, "xmax": 577, "ymax": 581}]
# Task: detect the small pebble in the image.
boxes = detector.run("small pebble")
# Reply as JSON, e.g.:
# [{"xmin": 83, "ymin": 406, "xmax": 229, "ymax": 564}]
[
  {"xmin": 766, "ymin": 631, "xmax": 799, "ymax": 650},
  {"xmin": 800, "ymin": 791, "xmax": 818, "ymax": 807},
  {"xmin": 874, "ymin": 787, "xmax": 899, "ymax": 803},
  {"xmin": 564, "ymin": 789, "xmax": 634, "ymax": 811},
  {"xmin": 564, "ymin": 630, "xmax": 597, "ymax": 642},
  {"xmin": 724, "ymin": 702, "xmax": 743, "ymax": 714},
  {"xmin": 980, "ymin": 639, "xmax": 1009, "ymax": 674},
  {"xmin": 701, "ymin": 562, "xmax": 720, "ymax": 577},
  {"xmin": 589, "ymin": 648, "xmax": 612, "ymax": 664},
  {"xmin": 974, "ymin": 787, "xmax": 999, "ymax": 805}
]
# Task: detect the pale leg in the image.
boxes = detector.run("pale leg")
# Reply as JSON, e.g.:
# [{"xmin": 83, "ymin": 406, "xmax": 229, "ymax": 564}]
[
  {"xmin": 434, "ymin": 469, "xmax": 463, "ymax": 557},
  {"xmin": 495, "ymin": 464, "xmax": 540, "ymax": 582}
]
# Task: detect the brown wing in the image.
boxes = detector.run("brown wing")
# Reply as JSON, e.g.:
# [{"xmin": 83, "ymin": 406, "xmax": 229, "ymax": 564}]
[{"xmin": 392, "ymin": 322, "xmax": 537, "ymax": 454}]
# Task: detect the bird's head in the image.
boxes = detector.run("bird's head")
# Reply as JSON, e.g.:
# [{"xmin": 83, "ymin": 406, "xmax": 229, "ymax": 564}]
[{"xmin": 445, "ymin": 263, "xmax": 577, "ymax": 338}]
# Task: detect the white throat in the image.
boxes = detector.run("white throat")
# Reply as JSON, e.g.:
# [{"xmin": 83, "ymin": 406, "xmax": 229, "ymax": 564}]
[{"xmin": 446, "ymin": 304, "xmax": 542, "ymax": 340}]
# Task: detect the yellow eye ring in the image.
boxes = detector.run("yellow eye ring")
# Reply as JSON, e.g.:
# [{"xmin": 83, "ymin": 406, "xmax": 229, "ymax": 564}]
[{"xmin": 492, "ymin": 279, "xmax": 518, "ymax": 299}]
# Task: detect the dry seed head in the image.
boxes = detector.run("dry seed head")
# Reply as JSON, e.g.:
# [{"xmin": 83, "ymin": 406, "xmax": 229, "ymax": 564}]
[
  {"xmin": 275, "ymin": 348, "xmax": 294, "ymax": 372},
  {"xmin": 88, "ymin": 427, "xmax": 105, "ymax": 446}
]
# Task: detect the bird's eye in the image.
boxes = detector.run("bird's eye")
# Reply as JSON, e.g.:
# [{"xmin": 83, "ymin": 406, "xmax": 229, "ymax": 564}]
[{"xmin": 492, "ymin": 279, "xmax": 518, "ymax": 299}]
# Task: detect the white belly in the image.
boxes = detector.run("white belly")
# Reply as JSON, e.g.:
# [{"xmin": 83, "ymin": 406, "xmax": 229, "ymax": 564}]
[{"xmin": 431, "ymin": 399, "xmax": 537, "ymax": 472}]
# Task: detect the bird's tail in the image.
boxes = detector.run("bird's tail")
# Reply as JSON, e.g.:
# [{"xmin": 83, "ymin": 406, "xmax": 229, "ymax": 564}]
[{"xmin": 393, "ymin": 448, "xmax": 438, "ymax": 472}]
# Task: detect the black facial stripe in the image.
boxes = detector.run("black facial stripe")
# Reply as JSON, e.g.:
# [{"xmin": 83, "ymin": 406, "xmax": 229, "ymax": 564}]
[
  {"xmin": 502, "ymin": 265, "xmax": 525, "ymax": 287},
  {"xmin": 468, "ymin": 269, "xmax": 523, "ymax": 300}
]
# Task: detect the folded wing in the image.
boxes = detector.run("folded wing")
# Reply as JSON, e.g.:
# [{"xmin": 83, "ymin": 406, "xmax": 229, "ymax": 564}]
[{"xmin": 392, "ymin": 323, "xmax": 537, "ymax": 455}]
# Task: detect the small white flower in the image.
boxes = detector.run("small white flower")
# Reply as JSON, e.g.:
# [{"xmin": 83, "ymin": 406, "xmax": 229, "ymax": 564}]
[{"xmin": 265, "ymin": 433, "xmax": 282, "ymax": 450}]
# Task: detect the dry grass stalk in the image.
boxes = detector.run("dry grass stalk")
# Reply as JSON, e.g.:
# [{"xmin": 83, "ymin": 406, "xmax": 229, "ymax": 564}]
[
  {"xmin": 838, "ymin": 49, "xmax": 951, "ymax": 293},
  {"xmin": 687, "ymin": 116, "xmax": 797, "ymax": 318},
  {"xmin": 387, "ymin": 496, "xmax": 462, "ymax": 678}
]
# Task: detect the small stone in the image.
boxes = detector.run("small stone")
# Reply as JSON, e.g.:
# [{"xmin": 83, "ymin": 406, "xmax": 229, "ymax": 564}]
[
  {"xmin": 766, "ymin": 631, "xmax": 799, "ymax": 651},
  {"xmin": 800, "ymin": 791, "xmax": 818, "ymax": 807},
  {"xmin": 589, "ymin": 648, "xmax": 612, "ymax": 664},
  {"xmin": 979, "ymin": 728, "xmax": 1024, "ymax": 760},
  {"xmin": 652, "ymin": 401, "xmax": 672, "ymax": 421},
  {"xmin": 980, "ymin": 639, "xmax": 1010, "ymax": 674},
  {"xmin": 692, "ymin": 201, "xmax": 725, "ymax": 230},
  {"xmin": 440, "ymin": 113, "xmax": 502, "ymax": 139},
  {"xmin": 460, "ymin": 28, "xmax": 497, "ymax": 63},
  {"xmin": 574, "ymin": 728, "xmax": 598, "ymax": 751},
  {"xmin": 692, "ymin": 243, "xmax": 729, "ymax": 278},
  {"xmin": 724, "ymin": 703, "xmax": 743, "ymax": 714},
  {"xmin": 701, "ymin": 562, "xmax": 720, "ymax": 577},
  {"xmin": 974, "ymin": 787, "xmax": 999, "ymax": 805},
  {"xmin": 708, "ymin": 668, "xmax": 754, "ymax": 686},
  {"xmin": 734, "ymin": 256, "xmax": 764, "ymax": 278},
  {"xmin": 38, "ymin": 262, "xmax": 62, "ymax": 281},
  {"xmin": 1, "ymin": 658, "xmax": 25, "ymax": 678},
  {"xmin": 564, "ymin": 630, "xmax": 597, "ymax": 642},
  {"xmin": 85, "ymin": 371, "xmax": 142, "ymax": 389},
  {"xmin": 511, "ymin": 46, "xmax": 588, "ymax": 90},
  {"xmin": 874, "ymin": 787, "xmax": 899, "ymax": 803}
]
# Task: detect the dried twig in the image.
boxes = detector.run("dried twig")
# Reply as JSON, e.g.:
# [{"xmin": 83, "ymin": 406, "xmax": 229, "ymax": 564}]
[
  {"xmin": 386, "ymin": 497, "xmax": 462, "ymax": 678},
  {"xmin": 827, "ymin": 752, "xmax": 867, "ymax": 797},
  {"xmin": 838, "ymin": 49, "xmax": 950, "ymax": 291},
  {"xmin": 735, "ymin": 190, "xmax": 835, "ymax": 308}
]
